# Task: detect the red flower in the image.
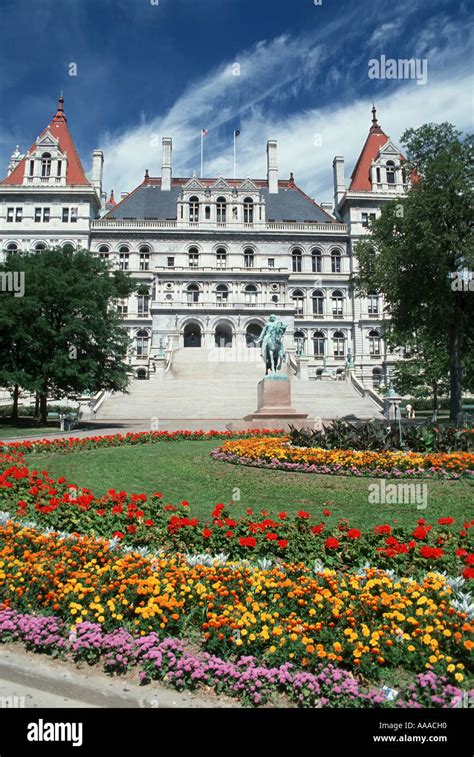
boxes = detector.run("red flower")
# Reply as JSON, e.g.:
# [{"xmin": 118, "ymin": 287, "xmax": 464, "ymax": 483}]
[
  {"xmin": 412, "ymin": 525, "xmax": 431, "ymax": 540},
  {"xmin": 96, "ymin": 509, "xmax": 106, "ymax": 517},
  {"xmin": 312, "ymin": 524, "xmax": 324, "ymax": 535},
  {"xmin": 202, "ymin": 528, "xmax": 212, "ymax": 539},
  {"xmin": 385, "ymin": 548, "xmax": 397, "ymax": 558},
  {"xmin": 374, "ymin": 524, "xmax": 391, "ymax": 536},
  {"xmin": 212, "ymin": 503, "xmax": 225, "ymax": 518},
  {"xmin": 325, "ymin": 537, "xmax": 339, "ymax": 549},
  {"xmin": 417, "ymin": 518, "xmax": 426, "ymax": 525},
  {"xmin": 386, "ymin": 536, "xmax": 399, "ymax": 547},
  {"xmin": 437, "ymin": 517, "xmax": 455, "ymax": 526},
  {"xmin": 347, "ymin": 528, "xmax": 361, "ymax": 540},
  {"xmin": 113, "ymin": 531, "xmax": 124, "ymax": 540},
  {"xmin": 462, "ymin": 567, "xmax": 474, "ymax": 579},
  {"xmin": 278, "ymin": 512, "xmax": 287, "ymax": 520},
  {"xmin": 278, "ymin": 539, "xmax": 288, "ymax": 549},
  {"xmin": 408, "ymin": 540, "xmax": 416, "ymax": 549},
  {"xmin": 266, "ymin": 532, "xmax": 278, "ymax": 541},
  {"xmin": 465, "ymin": 554, "xmax": 474, "ymax": 565},
  {"xmin": 225, "ymin": 530, "xmax": 234, "ymax": 538},
  {"xmin": 297, "ymin": 511, "xmax": 311, "ymax": 519},
  {"xmin": 456, "ymin": 548, "xmax": 468, "ymax": 558},
  {"xmin": 323, "ymin": 509, "xmax": 331, "ymax": 517},
  {"xmin": 152, "ymin": 492, "xmax": 163, "ymax": 498},
  {"xmin": 144, "ymin": 519, "xmax": 154, "ymax": 527},
  {"xmin": 419, "ymin": 546, "xmax": 444, "ymax": 559},
  {"xmin": 246, "ymin": 509, "xmax": 253, "ymax": 516},
  {"xmin": 164, "ymin": 505, "xmax": 176, "ymax": 512},
  {"xmin": 111, "ymin": 504, "xmax": 123, "ymax": 515},
  {"xmin": 239, "ymin": 536, "xmax": 257, "ymax": 548},
  {"xmin": 225, "ymin": 518, "xmax": 236, "ymax": 527},
  {"xmin": 181, "ymin": 500, "xmax": 190, "ymax": 507}
]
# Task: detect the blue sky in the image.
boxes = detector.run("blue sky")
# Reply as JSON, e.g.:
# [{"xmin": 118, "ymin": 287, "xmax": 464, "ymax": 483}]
[{"xmin": 0, "ymin": 0, "xmax": 472, "ymax": 201}]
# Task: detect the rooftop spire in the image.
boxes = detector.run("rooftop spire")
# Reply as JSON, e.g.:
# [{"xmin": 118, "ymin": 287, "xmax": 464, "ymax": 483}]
[
  {"xmin": 53, "ymin": 93, "xmax": 67, "ymax": 123},
  {"xmin": 370, "ymin": 104, "xmax": 381, "ymax": 133}
]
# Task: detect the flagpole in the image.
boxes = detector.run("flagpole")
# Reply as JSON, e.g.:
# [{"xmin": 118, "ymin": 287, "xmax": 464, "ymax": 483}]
[
  {"xmin": 233, "ymin": 132, "xmax": 236, "ymax": 180},
  {"xmin": 200, "ymin": 131, "xmax": 204, "ymax": 178}
]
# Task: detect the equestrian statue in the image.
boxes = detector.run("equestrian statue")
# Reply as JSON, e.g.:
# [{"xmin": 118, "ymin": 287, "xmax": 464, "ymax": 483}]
[{"xmin": 255, "ymin": 314, "xmax": 287, "ymax": 374}]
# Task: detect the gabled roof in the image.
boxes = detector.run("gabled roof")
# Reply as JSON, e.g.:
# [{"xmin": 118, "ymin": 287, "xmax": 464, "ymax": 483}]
[
  {"xmin": 1, "ymin": 96, "xmax": 90, "ymax": 186},
  {"xmin": 103, "ymin": 175, "xmax": 336, "ymax": 224},
  {"xmin": 349, "ymin": 107, "xmax": 391, "ymax": 191}
]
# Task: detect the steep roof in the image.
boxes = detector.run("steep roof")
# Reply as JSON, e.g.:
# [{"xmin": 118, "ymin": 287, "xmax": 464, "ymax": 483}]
[
  {"xmin": 349, "ymin": 107, "xmax": 390, "ymax": 191},
  {"xmin": 103, "ymin": 176, "xmax": 335, "ymax": 224},
  {"xmin": 1, "ymin": 96, "xmax": 90, "ymax": 186}
]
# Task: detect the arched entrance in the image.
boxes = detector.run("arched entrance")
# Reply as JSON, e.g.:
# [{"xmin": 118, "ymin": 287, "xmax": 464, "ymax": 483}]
[
  {"xmin": 183, "ymin": 323, "xmax": 202, "ymax": 348},
  {"xmin": 215, "ymin": 323, "xmax": 233, "ymax": 348},
  {"xmin": 246, "ymin": 323, "xmax": 262, "ymax": 347},
  {"xmin": 136, "ymin": 368, "xmax": 148, "ymax": 380}
]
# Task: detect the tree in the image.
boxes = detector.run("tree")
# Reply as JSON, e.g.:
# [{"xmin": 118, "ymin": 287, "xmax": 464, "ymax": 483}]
[
  {"xmin": 0, "ymin": 248, "xmax": 136, "ymax": 423},
  {"xmin": 354, "ymin": 123, "xmax": 474, "ymax": 423}
]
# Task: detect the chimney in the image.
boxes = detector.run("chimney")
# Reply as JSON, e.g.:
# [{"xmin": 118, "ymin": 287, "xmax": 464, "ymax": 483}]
[
  {"xmin": 266, "ymin": 140, "xmax": 278, "ymax": 194},
  {"xmin": 92, "ymin": 150, "xmax": 104, "ymax": 197},
  {"xmin": 161, "ymin": 137, "xmax": 172, "ymax": 191},
  {"xmin": 332, "ymin": 156, "xmax": 345, "ymax": 209}
]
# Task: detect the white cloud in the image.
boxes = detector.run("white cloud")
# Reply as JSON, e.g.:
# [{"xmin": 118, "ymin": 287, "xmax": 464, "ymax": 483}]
[{"xmin": 369, "ymin": 22, "xmax": 399, "ymax": 46}]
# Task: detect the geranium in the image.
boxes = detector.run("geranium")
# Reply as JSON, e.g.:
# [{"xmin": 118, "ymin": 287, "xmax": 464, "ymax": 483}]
[
  {"xmin": 112, "ymin": 531, "xmax": 124, "ymax": 539},
  {"xmin": 347, "ymin": 529, "xmax": 361, "ymax": 540},
  {"xmin": 202, "ymin": 528, "xmax": 212, "ymax": 539},
  {"xmin": 297, "ymin": 511, "xmax": 311, "ymax": 519},
  {"xmin": 437, "ymin": 517, "xmax": 455, "ymax": 526},
  {"xmin": 278, "ymin": 539, "xmax": 288, "ymax": 549},
  {"xmin": 325, "ymin": 537, "xmax": 339, "ymax": 549},
  {"xmin": 374, "ymin": 524, "xmax": 391, "ymax": 536},
  {"xmin": 312, "ymin": 524, "xmax": 324, "ymax": 535},
  {"xmin": 419, "ymin": 546, "xmax": 445, "ymax": 559},
  {"xmin": 239, "ymin": 536, "xmax": 257, "ymax": 548},
  {"xmin": 278, "ymin": 512, "xmax": 288, "ymax": 520},
  {"xmin": 323, "ymin": 509, "xmax": 331, "ymax": 517},
  {"xmin": 412, "ymin": 525, "xmax": 431, "ymax": 540}
]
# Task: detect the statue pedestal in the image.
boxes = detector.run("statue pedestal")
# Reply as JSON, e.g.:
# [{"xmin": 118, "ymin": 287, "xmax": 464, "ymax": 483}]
[{"xmin": 243, "ymin": 375, "xmax": 308, "ymax": 425}]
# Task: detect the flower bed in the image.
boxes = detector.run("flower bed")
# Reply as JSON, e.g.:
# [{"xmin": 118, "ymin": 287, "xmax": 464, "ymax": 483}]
[
  {"xmin": 1, "ymin": 428, "xmax": 284, "ymax": 456},
  {"xmin": 0, "ymin": 521, "xmax": 472, "ymax": 687},
  {"xmin": 1, "ymin": 608, "xmax": 469, "ymax": 708},
  {"xmin": 1, "ymin": 448, "xmax": 473, "ymax": 578},
  {"xmin": 212, "ymin": 437, "xmax": 474, "ymax": 479}
]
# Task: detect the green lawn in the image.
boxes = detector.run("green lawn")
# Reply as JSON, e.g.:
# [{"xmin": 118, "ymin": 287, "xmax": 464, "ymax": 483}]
[
  {"xmin": 0, "ymin": 421, "xmax": 59, "ymax": 439},
  {"xmin": 24, "ymin": 441, "xmax": 474, "ymax": 529}
]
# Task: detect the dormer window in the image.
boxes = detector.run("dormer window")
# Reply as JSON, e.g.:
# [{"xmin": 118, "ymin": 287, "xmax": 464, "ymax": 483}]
[
  {"xmin": 216, "ymin": 197, "xmax": 227, "ymax": 223},
  {"xmin": 243, "ymin": 197, "xmax": 254, "ymax": 223},
  {"xmin": 189, "ymin": 196, "xmax": 199, "ymax": 223},
  {"xmin": 57, "ymin": 160, "xmax": 62, "ymax": 177},
  {"xmin": 386, "ymin": 161, "xmax": 396, "ymax": 185},
  {"xmin": 29, "ymin": 160, "xmax": 34, "ymax": 177},
  {"xmin": 41, "ymin": 153, "xmax": 52, "ymax": 178}
]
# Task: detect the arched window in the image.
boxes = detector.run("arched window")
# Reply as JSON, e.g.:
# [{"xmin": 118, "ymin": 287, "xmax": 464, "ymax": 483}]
[
  {"xmin": 215, "ymin": 323, "xmax": 233, "ymax": 348},
  {"xmin": 246, "ymin": 323, "xmax": 262, "ymax": 347},
  {"xmin": 294, "ymin": 330, "xmax": 306, "ymax": 356},
  {"xmin": 292, "ymin": 288, "xmax": 304, "ymax": 317},
  {"xmin": 186, "ymin": 283, "xmax": 200, "ymax": 303},
  {"xmin": 216, "ymin": 197, "xmax": 227, "ymax": 223},
  {"xmin": 136, "ymin": 368, "xmax": 148, "ymax": 381},
  {"xmin": 368, "ymin": 329, "xmax": 381, "ymax": 356},
  {"xmin": 34, "ymin": 242, "xmax": 46, "ymax": 252},
  {"xmin": 243, "ymin": 197, "xmax": 254, "ymax": 223},
  {"xmin": 386, "ymin": 161, "xmax": 396, "ymax": 185},
  {"xmin": 331, "ymin": 249, "xmax": 342, "ymax": 273},
  {"xmin": 313, "ymin": 330, "xmax": 325, "ymax": 357},
  {"xmin": 367, "ymin": 291, "xmax": 379, "ymax": 315},
  {"xmin": 118, "ymin": 245, "xmax": 129, "ymax": 270},
  {"xmin": 139, "ymin": 245, "xmax": 150, "ymax": 271},
  {"xmin": 311, "ymin": 248, "xmax": 322, "ymax": 273},
  {"xmin": 244, "ymin": 283, "xmax": 257, "ymax": 304},
  {"xmin": 372, "ymin": 367, "xmax": 382, "ymax": 388},
  {"xmin": 216, "ymin": 283, "xmax": 229, "ymax": 303},
  {"xmin": 292, "ymin": 248, "xmax": 302, "ymax": 273},
  {"xmin": 189, "ymin": 196, "xmax": 199, "ymax": 223},
  {"xmin": 333, "ymin": 330, "xmax": 345, "ymax": 358},
  {"xmin": 62, "ymin": 243, "xmax": 74, "ymax": 253},
  {"xmin": 41, "ymin": 153, "xmax": 52, "ymax": 178},
  {"xmin": 188, "ymin": 247, "xmax": 199, "ymax": 267},
  {"xmin": 244, "ymin": 248, "xmax": 254, "ymax": 268},
  {"xmin": 136, "ymin": 329, "xmax": 150, "ymax": 358},
  {"xmin": 312, "ymin": 289, "xmax": 324, "ymax": 316},
  {"xmin": 216, "ymin": 247, "xmax": 227, "ymax": 268},
  {"xmin": 184, "ymin": 323, "xmax": 202, "ymax": 347},
  {"xmin": 98, "ymin": 244, "xmax": 109, "ymax": 261},
  {"xmin": 6, "ymin": 242, "xmax": 18, "ymax": 254},
  {"xmin": 332, "ymin": 289, "xmax": 344, "ymax": 317}
]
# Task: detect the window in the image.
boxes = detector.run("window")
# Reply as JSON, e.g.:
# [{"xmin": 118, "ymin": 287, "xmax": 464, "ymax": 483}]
[
  {"xmin": 117, "ymin": 299, "xmax": 128, "ymax": 315},
  {"xmin": 137, "ymin": 295, "xmax": 150, "ymax": 316},
  {"xmin": 368, "ymin": 329, "xmax": 381, "ymax": 356},
  {"xmin": 333, "ymin": 330, "xmax": 345, "ymax": 358},
  {"xmin": 367, "ymin": 292, "xmax": 379, "ymax": 315},
  {"xmin": 294, "ymin": 330, "xmax": 306, "ymax": 355},
  {"xmin": 139, "ymin": 250, "xmax": 150, "ymax": 270},
  {"xmin": 98, "ymin": 245, "xmax": 109, "ymax": 261},
  {"xmin": 119, "ymin": 247, "xmax": 129, "ymax": 270},
  {"xmin": 313, "ymin": 330, "xmax": 325, "ymax": 357},
  {"xmin": 332, "ymin": 290, "xmax": 344, "ymax": 317},
  {"xmin": 205, "ymin": 205, "xmax": 211, "ymax": 220},
  {"xmin": 331, "ymin": 249, "xmax": 341, "ymax": 273},
  {"xmin": 6, "ymin": 208, "xmax": 14, "ymax": 223},
  {"xmin": 386, "ymin": 161, "xmax": 396, "ymax": 185},
  {"xmin": 62, "ymin": 208, "xmax": 69, "ymax": 222},
  {"xmin": 216, "ymin": 197, "xmax": 226, "ymax": 223},
  {"xmin": 216, "ymin": 248, "xmax": 227, "ymax": 268},
  {"xmin": 216, "ymin": 284, "xmax": 229, "ymax": 302},
  {"xmin": 29, "ymin": 160, "xmax": 34, "ymax": 177},
  {"xmin": 187, "ymin": 284, "xmax": 200, "ymax": 303},
  {"xmin": 312, "ymin": 289, "xmax": 324, "ymax": 315},
  {"xmin": 189, "ymin": 196, "xmax": 199, "ymax": 223},
  {"xmin": 292, "ymin": 248, "xmax": 302, "ymax": 273},
  {"xmin": 372, "ymin": 367, "xmax": 382, "ymax": 388},
  {"xmin": 41, "ymin": 153, "xmax": 51, "ymax": 178},
  {"xmin": 34, "ymin": 208, "xmax": 41, "ymax": 223},
  {"xmin": 6, "ymin": 243, "xmax": 18, "ymax": 254},
  {"xmin": 243, "ymin": 197, "xmax": 254, "ymax": 223},
  {"xmin": 167, "ymin": 256, "xmax": 175, "ymax": 268},
  {"xmin": 43, "ymin": 208, "xmax": 50, "ymax": 222},
  {"xmin": 244, "ymin": 284, "xmax": 257, "ymax": 304},
  {"xmin": 70, "ymin": 207, "xmax": 78, "ymax": 223},
  {"xmin": 361, "ymin": 212, "xmax": 376, "ymax": 227},
  {"xmin": 57, "ymin": 160, "xmax": 62, "ymax": 177},
  {"xmin": 34, "ymin": 242, "xmax": 46, "ymax": 252},
  {"xmin": 311, "ymin": 248, "xmax": 322, "ymax": 273},
  {"xmin": 292, "ymin": 289, "xmax": 304, "ymax": 317},
  {"xmin": 267, "ymin": 258, "xmax": 275, "ymax": 268},
  {"xmin": 244, "ymin": 248, "xmax": 254, "ymax": 268},
  {"xmin": 376, "ymin": 167, "xmax": 381, "ymax": 183},
  {"xmin": 188, "ymin": 247, "xmax": 199, "ymax": 267},
  {"xmin": 15, "ymin": 208, "xmax": 22, "ymax": 222},
  {"xmin": 136, "ymin": 329, "xmax": 149, "ymax": 357}
]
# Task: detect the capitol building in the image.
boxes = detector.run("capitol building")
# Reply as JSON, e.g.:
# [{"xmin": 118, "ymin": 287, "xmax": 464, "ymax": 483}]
[{"xmin": 0, "ymin": 97, "xmax": 410, "ymax": 399}]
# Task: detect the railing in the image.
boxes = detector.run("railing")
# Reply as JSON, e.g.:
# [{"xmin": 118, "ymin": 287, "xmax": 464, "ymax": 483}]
[
  {"xmin": 349, "ymin": 371, "xmax": 384, "ymax": 409},
  {"xmin": 152, "ymin": 300, "xmax": 294, "ymax": 309},
  {"xmin": 90, "ymin": 389, "xmax": 109, "ymax": 415},
  {"xmin": 91, "ymin": 219, "xmax": 349, "ymax": 234}
]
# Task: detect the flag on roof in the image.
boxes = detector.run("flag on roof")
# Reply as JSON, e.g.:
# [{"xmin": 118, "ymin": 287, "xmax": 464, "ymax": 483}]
[
  {"xmin": 234, "ymin": 130, "xmax": 240, "ymax": 137},
  {"xmin": 201, "ymin": 128, "xmax": 209, "ymax": 136}
]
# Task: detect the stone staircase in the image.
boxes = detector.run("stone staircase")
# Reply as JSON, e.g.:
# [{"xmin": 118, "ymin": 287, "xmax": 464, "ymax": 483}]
[{"xmin": 96, "ymin": 347, "xmax": 383, "ymax": 422}]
